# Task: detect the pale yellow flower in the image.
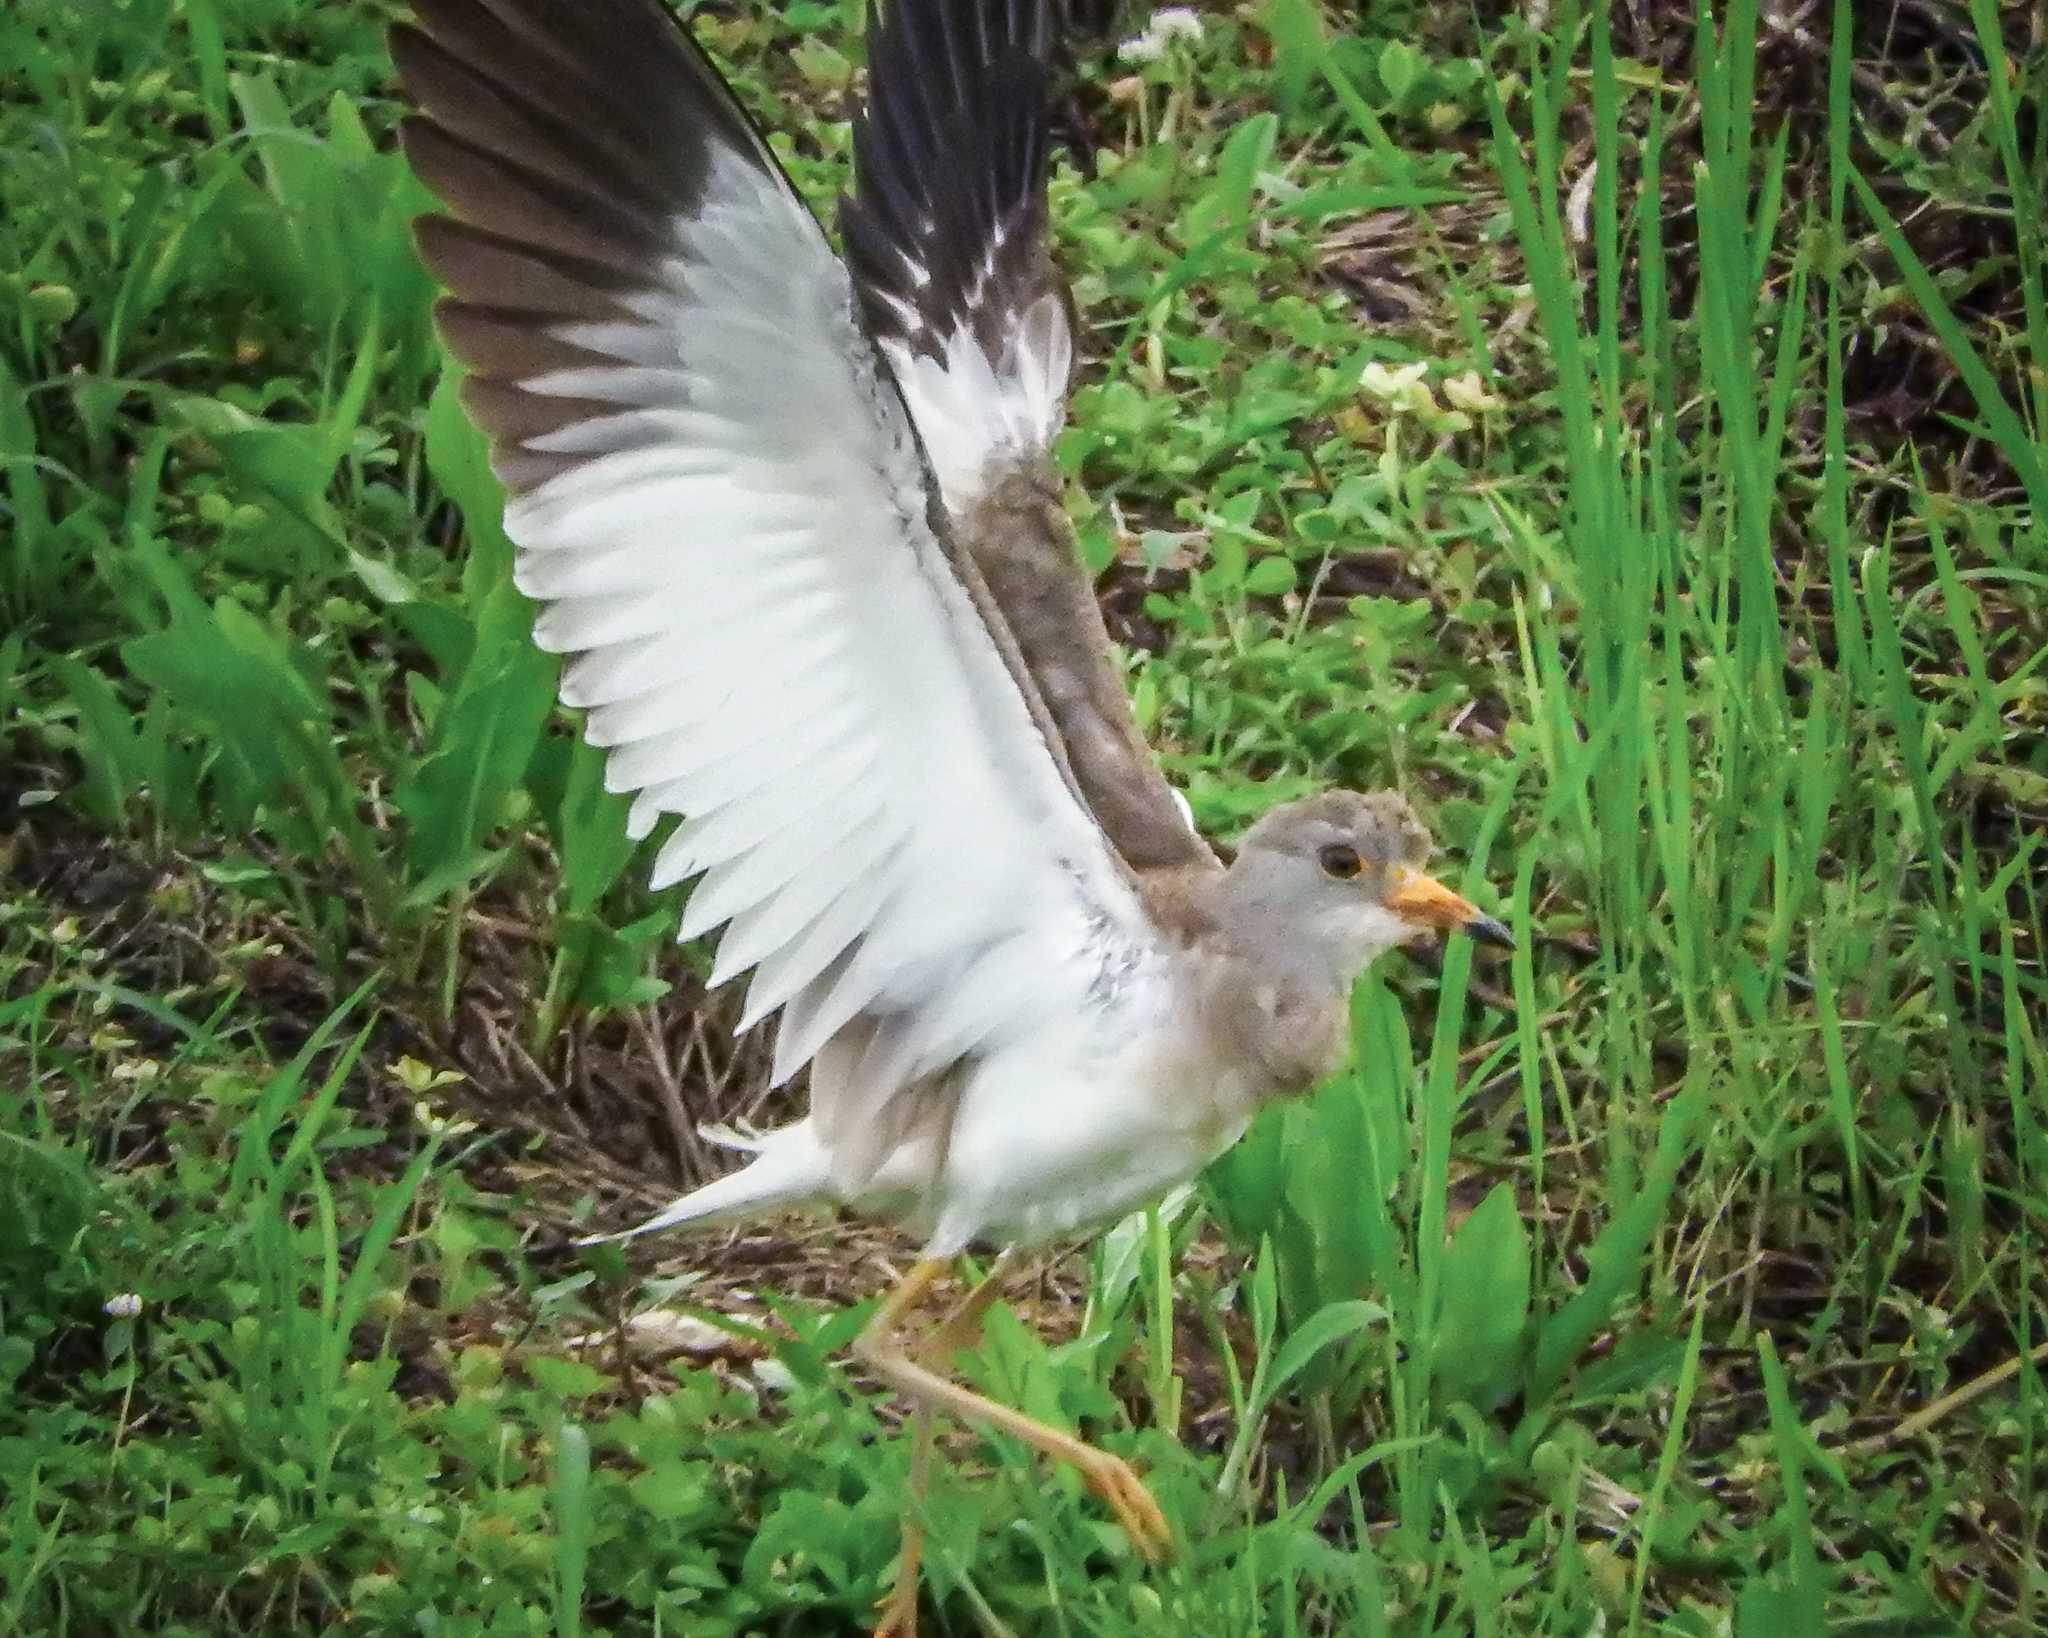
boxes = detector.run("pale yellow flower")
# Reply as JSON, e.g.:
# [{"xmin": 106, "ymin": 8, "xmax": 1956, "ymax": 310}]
[
  {"xmin": 1443, "ymin": 371, "xmax": 1504, "ymax": 414},
  {"xmin": 1359, "ymin": 360, "xmax": 1437, "ymax": 416}
]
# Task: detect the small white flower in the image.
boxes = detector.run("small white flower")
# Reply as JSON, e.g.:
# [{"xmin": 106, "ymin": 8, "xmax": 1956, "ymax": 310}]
[
  {"xmin": 1118, "ymin": 7, "xmax": 1204, "ymax": 63},
  {"xmin": 104, "ymin": 1293, "xmax": 142, "ymax": 1318}
]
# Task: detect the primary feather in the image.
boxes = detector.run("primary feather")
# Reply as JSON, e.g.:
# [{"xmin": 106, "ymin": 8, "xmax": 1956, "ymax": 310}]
[{"xmin": 841, "ymin": 0, "xmax": 1075, "ymax": 516}]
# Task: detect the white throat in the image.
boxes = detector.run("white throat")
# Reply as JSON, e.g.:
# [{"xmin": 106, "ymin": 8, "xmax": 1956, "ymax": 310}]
[{"xmin": 1328, "ymin": 901, "xmax": 1418, "ymax": 982}]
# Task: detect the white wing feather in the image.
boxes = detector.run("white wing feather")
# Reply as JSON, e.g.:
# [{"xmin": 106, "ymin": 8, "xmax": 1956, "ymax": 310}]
[
  {"xmin": 492, "ymin": 152, "xmax": 1150, "ymax": 1147},
  {"xmin": 396, "ymin": 0, "xmax": 1163, "ymax": 1193}
]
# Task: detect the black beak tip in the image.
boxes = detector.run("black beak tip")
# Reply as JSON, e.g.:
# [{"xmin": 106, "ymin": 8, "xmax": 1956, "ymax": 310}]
[{"xmin": 1464, "ymin": 914, "xmax": 1515, "ymax": 951}]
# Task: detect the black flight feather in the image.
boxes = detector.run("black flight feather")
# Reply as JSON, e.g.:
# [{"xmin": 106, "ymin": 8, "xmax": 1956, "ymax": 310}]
[
  {"xmin": 841, "ymin": 0, "xmax": 1065, "ymax": 372},
  {"xmin": 393, "ymin": 0, "xmax": 792, "ymax": 492}
]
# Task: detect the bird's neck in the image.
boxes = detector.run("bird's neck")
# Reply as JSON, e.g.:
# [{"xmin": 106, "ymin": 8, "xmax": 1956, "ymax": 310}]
[{"xmin": 1182, "ymin": 869, "xmax": 1351, "ymax": 1103}]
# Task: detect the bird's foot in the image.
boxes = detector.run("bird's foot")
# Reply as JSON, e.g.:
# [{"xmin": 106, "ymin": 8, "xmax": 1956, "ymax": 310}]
[
  {"xmin": 871, "ymin": 1583, "xmax": 920, "ymax": 1638},
  {"xmin": 1074, "ymin": 1449, "xmax": 1172, "ymax": 1562},
  {"xmin": 871, "ymin": 1533, "xmax": 923, "ymax": 1638}
]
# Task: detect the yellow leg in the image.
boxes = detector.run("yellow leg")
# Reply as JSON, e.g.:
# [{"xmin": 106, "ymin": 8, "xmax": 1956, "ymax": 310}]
[
  {"xmin": 925, "ymin": 1248, "xmax": 1020, "ymax": 1361},
  {"xmin": 866, "ymin": 1261, "xmax": 947, "ymax": 1638},
  {"xmin": 854, "ymin": 1258, "xmax": 1173, "ymax": 1571},
  {"xmin": 872, "ymin": 1252, "xmax": 1021, "ymax": 1636},
  {"xmin": 872, "ymin": 1403, "xmax": 933, "ymax": 1638}
]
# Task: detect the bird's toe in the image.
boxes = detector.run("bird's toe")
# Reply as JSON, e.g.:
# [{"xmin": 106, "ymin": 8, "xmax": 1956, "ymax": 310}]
[
  {"xmin": 871, "ymin": 1586, "xmax": 920, "ymax": 1638},
  {"xmin": 1080, "ymin": 1452, "xmax": 1173, "ymax": 1562}
]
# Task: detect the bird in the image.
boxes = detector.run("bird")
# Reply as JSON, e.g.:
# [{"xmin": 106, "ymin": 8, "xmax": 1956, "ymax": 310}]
[{"xmin": 389, "ymin": 0, "xmax": 1511, "ymax": 1628}]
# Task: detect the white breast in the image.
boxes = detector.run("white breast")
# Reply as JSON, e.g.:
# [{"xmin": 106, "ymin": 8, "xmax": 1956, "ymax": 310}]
[{"xmin": 860, "ymin": 967, "xmax": 1261, "ymax": 1254}]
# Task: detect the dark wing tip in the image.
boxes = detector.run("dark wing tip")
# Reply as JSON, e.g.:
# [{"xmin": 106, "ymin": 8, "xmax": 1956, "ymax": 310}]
[
  {"xmin": 389, "ymin": 0, "xmax": 810, "ymax": 494},
  {"xmin": 841, "ymin": 0, "xmax": 1063, "ymax": 365}
]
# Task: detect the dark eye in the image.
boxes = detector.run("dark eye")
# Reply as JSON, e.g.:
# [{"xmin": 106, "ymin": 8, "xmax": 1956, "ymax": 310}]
[{"xmin": 1319, "ymin": 844, "xmax": 1362, "ymax": 879}]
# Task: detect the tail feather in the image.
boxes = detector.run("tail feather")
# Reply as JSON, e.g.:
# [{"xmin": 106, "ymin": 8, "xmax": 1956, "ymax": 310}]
[
  {"xmin": 696, "ymin": 1118, "xmax": 767, "ymax": 1153},
  {"xmin": 581, "ymin": 1122, "xmax": 831, "ymax": 1244}
]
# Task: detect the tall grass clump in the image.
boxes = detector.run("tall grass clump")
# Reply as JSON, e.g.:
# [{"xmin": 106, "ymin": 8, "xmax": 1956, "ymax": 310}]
[{"xmin": 1195, "ymin": 0, "xmax": 2042, "ymax": 1621}]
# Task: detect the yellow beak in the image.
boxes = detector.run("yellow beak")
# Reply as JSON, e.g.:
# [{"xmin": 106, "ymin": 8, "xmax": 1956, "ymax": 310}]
[{"xmin": 1384, "ymin": 870, "xmax": 1514, "ymax": 948}]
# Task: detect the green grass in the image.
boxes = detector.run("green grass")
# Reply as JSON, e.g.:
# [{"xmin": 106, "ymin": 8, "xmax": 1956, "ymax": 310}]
[{"xmin": 3, "ymin": 0, "xmax": 2044, "ymax": 1631}]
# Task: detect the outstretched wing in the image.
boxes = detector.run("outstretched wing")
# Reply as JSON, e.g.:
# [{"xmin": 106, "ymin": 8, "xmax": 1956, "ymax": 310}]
[
  {"xmin": 392, "ymin": 0, "xmax": 1161, "ymax": 1186},
  {"xmin": 841, "ymin": 0, "xmax": 1069, "ymax": 516},
  {"xmin": 841, "ymin": 0, "xmax": 1216, "ymax": 875}
]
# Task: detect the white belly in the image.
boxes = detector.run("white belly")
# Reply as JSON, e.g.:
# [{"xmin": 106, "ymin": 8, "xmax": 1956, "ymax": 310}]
[{"xmin": 851, "ymin": 1018, "xmax": 1259, "ymax": 1255}]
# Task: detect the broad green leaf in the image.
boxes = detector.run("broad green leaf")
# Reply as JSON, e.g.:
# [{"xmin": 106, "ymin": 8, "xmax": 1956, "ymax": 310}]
[
  {"xmin": 397, "ymin": 580, "xmax": 553, "ymax": 883},
  {"xmin": 1181, "ymin": 112, "xmax": 1275, "ymax": 246},
  {"xmin": 525, "ymin": 1357, "xmax": 611, "ymax": 1399},
  {"xmin": 529, "ymin": 734, "xmax": 636, "ymax": 916},
  {"xmin": 1243, "ymin": 556, "xmax": 1297, "ymax": 597},
  {"xmin": 629, "ymin": 1460, "xmax": 711, "ymax": 1522},
  {"xmin": 1530, "ymin": 1086, "xmax": 1701, "ymax": 1401},
  {"xmin": 1431, "ymin": 1183, "xmax": 1530, "ymax": 1409},
  {"xmin": 1260, "ymin": 1298, "xmax": 1387, "ymax": 1412},
  {"xmin": 1379, "ymin": 40, "xmax": 1421, "ymax": 104},
  {"xmin": 49, "ymin": 656, "xmax": 142, "ymax": 822},
  {"xmin": 1260, "ymin": 0, "xmax": 1325, "ymax": 124}
]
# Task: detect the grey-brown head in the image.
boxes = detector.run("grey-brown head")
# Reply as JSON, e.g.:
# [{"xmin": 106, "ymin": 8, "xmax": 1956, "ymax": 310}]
[{"xmin": 1220, "ymin": 790, "xmax": 1511, "ymax": 990}]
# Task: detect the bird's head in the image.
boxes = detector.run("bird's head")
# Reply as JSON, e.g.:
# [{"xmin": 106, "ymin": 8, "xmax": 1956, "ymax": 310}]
[{"xmin": 1224, "ymin": 790, "xmax": 1512, "ymax": 986}]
